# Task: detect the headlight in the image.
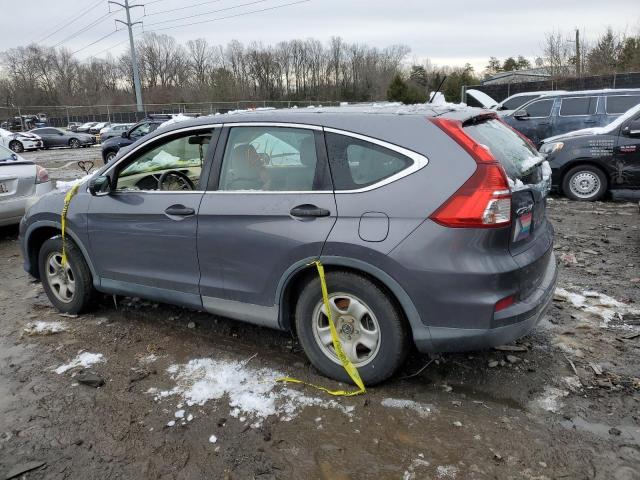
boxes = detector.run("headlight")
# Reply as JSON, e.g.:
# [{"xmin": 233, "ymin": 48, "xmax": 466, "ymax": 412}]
[{"xmin": 540, "ymin": 142, "xmax": 564, "ymax": 155}]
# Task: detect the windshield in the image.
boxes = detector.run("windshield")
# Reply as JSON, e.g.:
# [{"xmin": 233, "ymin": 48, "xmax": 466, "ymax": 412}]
[
  {"xmin": 464, "ymin": 119, "xmax": 543, "ymax": 179},
  {"xmin": 603, "ymin": 103, "xmax": 640, "ymax": 132}
]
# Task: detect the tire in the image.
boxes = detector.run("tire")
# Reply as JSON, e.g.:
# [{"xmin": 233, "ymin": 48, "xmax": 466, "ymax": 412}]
[
  {"xmin": 295, "ymin": 270, "xmax": 409, "ymax": 385},
  {"xmin": 69, "ymin": 138, "xmax": 80, "ymax": 149},
  {"xmin": 562, "ymin": 165, "xmax": 607, "ymax": 201},
  {"xmin": 38, "ymin": 236, "xmax": 96, "ymax": 314},
  {"xmin": 9, "ymin": 140, "xmax": 23, "ymax": 153},
  {"xmin": 104, "ymin": 151, "xmax": 117, "ymax": 164}
]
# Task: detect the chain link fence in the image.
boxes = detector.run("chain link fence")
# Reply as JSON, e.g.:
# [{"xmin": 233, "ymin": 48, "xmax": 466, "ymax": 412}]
[
  {"xmin": 463, "ymin": 71, "xmax": 640, "ymax": 104},
  {"xmin": 0, "ymin": 100, "xmax": 342, "ymax": 131}
]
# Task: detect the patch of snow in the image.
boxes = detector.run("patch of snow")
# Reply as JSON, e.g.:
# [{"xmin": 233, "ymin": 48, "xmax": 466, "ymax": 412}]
[
  {"xmin": 436, "ymin": 465, "xmax": 459, "ymax": 478},
  {"xmin": 381, "ymin": 398, "xmax": 434, "ymax": 418},
  {"xmin": 55, "ymin": 174, "xmax": 92, "ymax": 193},
  {"xmin": 139, "ymin": 354, "xmax": 159, "ymax": 364},
  {"xmin": 158, "ymin": 113, "xmax": 196, "ymax": 129},
  {"xmin": 209, "ymin": 435, "xmax": 217, "ymax": 444},
  {"xmin": 174, "ymin": 409, "xmax": 185, "ymax": 419},
  {"xmin": 531, "ymin": 386, "xmax": 568, "ymax": 413},
  {"xmin": 403, "ymin": 458, "xmax": 431, "ymax": 480},
  {"xmin": 150, "ymin": 357, "xmax": 354, "ymax": 426},
  {"xmin": 24, "ymin": 321, "xmax": 68, "ymax": 335},
  {"xmin": 167, "ymin": 420, "xmax": 175, "ymax": 427},
  {"xmin": 54, "ymin": 352, "xmax": 104, "ymax": 374},
  {"xmin": 555, "ymin": 287, "xmax": 640, "ymax": 326}
]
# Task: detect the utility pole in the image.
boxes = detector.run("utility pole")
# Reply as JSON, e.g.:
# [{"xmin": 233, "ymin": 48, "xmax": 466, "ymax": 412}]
[
  {"xmin": 109, "ymin": 0, "xmax": 143, "ymax": 113},
  {"xmin": 575, "ymin": 29, "xmax": 581, "ymax": 76}
]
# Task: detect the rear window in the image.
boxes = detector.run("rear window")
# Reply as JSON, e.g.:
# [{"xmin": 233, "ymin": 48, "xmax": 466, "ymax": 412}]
[
  {"xmin": 560, "ymin": 97, "xmax": 598, "ymax": 116},
  {"xmin": 325, "ymin": 132, "xmax": 412, "ymax": 190},
  {"xmin": 606, "ymin": 95, "xmax": 640, "ymax": 115},
  {"xmin": 464, "ymin": 119, "xmax": 542, "ymax": 179}
]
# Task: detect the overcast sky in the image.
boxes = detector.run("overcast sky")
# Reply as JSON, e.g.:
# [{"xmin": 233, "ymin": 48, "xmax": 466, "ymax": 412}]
[{"xmin": 2, "ymin": 0, "xmax": 639, "ymax": 72}]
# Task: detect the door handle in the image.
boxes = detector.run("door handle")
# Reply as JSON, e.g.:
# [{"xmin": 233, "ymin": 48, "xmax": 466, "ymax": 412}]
[
  {"xmin": 165, "ymin": 204, "xmax": 195, "ymax": 216},
  {"xmin": 290, "ymin": 204, "xmax": 331, "ymax": 218}
]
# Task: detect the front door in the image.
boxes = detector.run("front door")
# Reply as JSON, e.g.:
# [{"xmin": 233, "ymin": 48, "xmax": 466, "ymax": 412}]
[
  {"xmin": 88, "ymin": 127, "xmax": 219, "ymax": 308},
  {"xmin": 197, "ymin": 125, "xmax": 336, "ymax": 327},
  {"xmin": 508, "ymin": 97, "xmax": 555, "ymax": 145},
  {"xmin": 612, "ymin": 112, "xmax": 640, "ymax": 188}
]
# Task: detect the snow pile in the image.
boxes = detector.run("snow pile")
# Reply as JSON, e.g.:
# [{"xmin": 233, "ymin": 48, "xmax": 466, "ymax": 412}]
[
  {"xmin": 149, "ymin": 357, "xmax": 354, "ymax": 426},
  {"xmin": 158, "ymin": 113, "xmax": 195, "ymax": 129},
  {"xmin": 55, "ymin": 174, "xmax": 92, "ymax": 193},
  {"xmin": 24, "ymin": 321, "xmax": 68, "ymax": 335},
  {"xmin": 530, "ymin": 386, "xmax": 568, "ymax": 413},
  {"xmin": 54, "ymin": 352, "xmax": 104, "ymax": 374},
  {"xmin": 381, "ymin": 398, "xmax": 434, "ymax": 418},
  {"xmin": 555, "ymin": 287, "xmax": 640, "ymax": 326}
]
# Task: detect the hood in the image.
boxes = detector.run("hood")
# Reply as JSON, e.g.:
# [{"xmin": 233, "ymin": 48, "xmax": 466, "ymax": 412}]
[
  {"xmin": 465, "ymin": 89, "xmax": 498, "ymax": 109},
  {"xmin": 17, "ymin": 131, "xmax": 40, "ymax": 140}
]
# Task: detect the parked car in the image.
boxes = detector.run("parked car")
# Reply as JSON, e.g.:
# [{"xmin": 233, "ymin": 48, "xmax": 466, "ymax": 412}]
[
  {"xmin": 465, "ymin": 90, "xmax": 565, "ymax": 112},
  {"xmin": 67, "ymin": 122, "xmax": 82, "ymax": 132},
  {"xmin": 89, "ymin": 122, "xmax": 110, "ymax": 135},
  {"xmin": 101, "ymin": 118, "xmax": 165, "ymax": 163},
  {"xmin": 20, "ymin": 106, "xmax": 557, "ymax": 384},
  {"xmin": 0, "ymin": 144, "xmax": 53, "ymax": 226},
  {"xmin": 99, "ymin": 123, "xmax": 133, "ymax": 142},
  {"xmin": 0, "ymin": 128, "xmax": 43, "ymax": 153},
  {"xmin": 30, "ymin": 127, "xmax": 95, "ymax": 149},
  {"xmin": 502, "ymin": 88, "xmax": 640, "ymax": 146},
  {"xmin": 539, "ymin": 103, "xmax": 640, "ymax": 201},
  {"xmin": 77, "ymin": 122, "xmax": 98, "ymax": 133}
]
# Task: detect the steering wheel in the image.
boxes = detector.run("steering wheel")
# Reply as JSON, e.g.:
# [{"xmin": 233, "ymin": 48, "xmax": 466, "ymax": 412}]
[{"xmin": 158, "ymin": 170, "xmax": 195, "ymax": 191}]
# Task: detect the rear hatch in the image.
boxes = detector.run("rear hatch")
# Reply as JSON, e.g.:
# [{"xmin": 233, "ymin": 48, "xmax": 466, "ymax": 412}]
[
  {"xmin": 463, "ymin": 117, "xmax": 553, "ymax": 299},
  {"xmin": 0, "ymin": 148, "xmax": 36, "ymax": 201}
]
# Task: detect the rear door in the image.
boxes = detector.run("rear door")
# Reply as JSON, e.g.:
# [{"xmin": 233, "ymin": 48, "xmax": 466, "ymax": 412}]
[
  {"xmin": 556, "ymin": 96, "xmax": 600, "ymax": 136},
  {"xmin": 197, "ymin": 124, "xmax": 336, "ymax": 327}
]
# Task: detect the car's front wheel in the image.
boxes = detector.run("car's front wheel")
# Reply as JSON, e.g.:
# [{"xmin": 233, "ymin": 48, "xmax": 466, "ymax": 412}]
[
  {"xmin": 104, "ymin": 151, "xmax": 117, "ymax": 164},
  {"xmin": 295, "ymin": 270, "xmax": 409, "ymax": 385},
  {"xmin": 562, "ymin": 165, "xmax": 607, "ymax": 201},
  {"xmin": 9, "ymin": 140, "xmax": 23, "ymax": 153},
  {"xmin": 69, "ymin": 138, "xmax": 80, "ymax": 148},
  {"xmin": 38, "ymin": 236, "xmax": 96, "ymax": 314}
]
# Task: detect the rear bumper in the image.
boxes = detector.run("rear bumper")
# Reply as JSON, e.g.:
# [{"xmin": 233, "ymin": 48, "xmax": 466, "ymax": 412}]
[
  {"xmin": 0, "ymin": 181, "xmax": 54, "ymax": 226},
  {"xmin": 415, "ymin": 251, "xmax": 558, "ymax": 353}
]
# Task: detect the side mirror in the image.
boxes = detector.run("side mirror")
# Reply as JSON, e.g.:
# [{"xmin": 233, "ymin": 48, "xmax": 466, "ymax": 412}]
[
  {"xmin": 622, "ymin": 120, "xmax": 640, "ymax": 137},
  {"xmin": 514, "ymin": 109, "xmax": 528, "ymax": 119},
  {"xmin": 88, "ymin": 175, "xmax": 112, "ymax": 196},
  {"xmin": 121, "ymin": 131, "xmax": 129, "ymax": 138},
  {"xmin": 10, "ymin": 153, "xmax": 18, "ymax": 161}
]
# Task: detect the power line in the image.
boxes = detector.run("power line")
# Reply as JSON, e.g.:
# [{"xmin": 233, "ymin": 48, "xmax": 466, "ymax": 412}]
[
  {"xmin": 35, "ymin": 0, "xmax": 105, "ymax": 44},
  {"xmin": 145, "ymin": 0, "xmax": 310, "ymax": 31},
  {"xmin": 144, "ymin": 0, "xmax": 223, "ymax": 17},
  {"xmin": 72, "ymin": 30, "xmax": 120, "ymax": 55},
  {"xmin": 52, "ymin": 9, "xmax": 121, "ymax": 48},
  {"xmin": 86, "ymin": 37, "xmax": 130, "ymax": 59},
  {"xmin": 145, "ymin": 0, "xmax": 269, "ymax": 27}
]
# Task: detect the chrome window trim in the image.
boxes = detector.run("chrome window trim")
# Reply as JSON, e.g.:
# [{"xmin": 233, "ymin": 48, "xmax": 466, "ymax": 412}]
[
  {"xmin": 604, "ymin": 94, "xmax": 640, "ymax": 115},
  {"xmin": 92, "ymin": 121, "xmax": 428, "ymax": 195},
  {"xmin": 558, "ymin": 95, "xmax": 599, "ymax": 117}
]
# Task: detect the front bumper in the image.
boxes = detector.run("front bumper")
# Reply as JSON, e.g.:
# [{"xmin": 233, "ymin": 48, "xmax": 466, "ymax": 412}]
[
  {"xmin": 417, "ymin": 251, "xmax": 558, "ymax": 353},
  {"xmin": 21, "ymin": 139, "xmax": 43, "ymax": 150}
]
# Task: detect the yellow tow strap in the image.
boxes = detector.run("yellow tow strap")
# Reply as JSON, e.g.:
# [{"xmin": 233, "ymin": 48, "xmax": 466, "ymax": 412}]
[
  {"xmin": 277, "ymin": 261, "xmax": 366, "ymax": 397},
  {"xmin": 60, "ymin": 183, "xmax": 81, "ymax": 267}
]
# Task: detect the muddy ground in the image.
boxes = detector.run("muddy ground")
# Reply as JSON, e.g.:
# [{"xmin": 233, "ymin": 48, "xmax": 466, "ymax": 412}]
[{"xmin": 0, "ymin": 148, "xmax": 639, "ymax": 479}]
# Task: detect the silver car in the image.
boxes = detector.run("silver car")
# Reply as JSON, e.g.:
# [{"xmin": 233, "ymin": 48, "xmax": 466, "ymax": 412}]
[{"xmin": 0, "ymin": 145, "xmax": 53, "ymax": 226}]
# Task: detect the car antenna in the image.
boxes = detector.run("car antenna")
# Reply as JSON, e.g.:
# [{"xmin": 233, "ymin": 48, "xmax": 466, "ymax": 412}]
[{"xmin": 429, "ymin": 75, "xmax": 447, "ymax": 104}]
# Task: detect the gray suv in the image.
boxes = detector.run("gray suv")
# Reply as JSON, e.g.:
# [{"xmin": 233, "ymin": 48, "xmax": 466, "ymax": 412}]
[{"xmin": 19, "ymin": 106, "xmax": 557, "ymax": 384}]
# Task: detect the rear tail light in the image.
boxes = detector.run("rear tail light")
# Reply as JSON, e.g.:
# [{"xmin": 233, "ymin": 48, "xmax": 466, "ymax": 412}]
[
  {"xmin": 495, "ymin": 295, "xmax": 515, "ymax": 312},
  {"xmin": 428, "ymin": 118, "xmax": 511, "ymax": 228},
  {"xmin": 35, "ymin": 165, "xmax": 49, "ymax": 184}
]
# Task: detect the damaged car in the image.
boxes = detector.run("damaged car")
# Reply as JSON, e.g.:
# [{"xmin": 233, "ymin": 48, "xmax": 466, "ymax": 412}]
[
  {"xmin": 0, "ymin": 127, "xmax": 43, "ymax": 153},
  {"xmin": 19, "ymin": 105, "xmax": 557, "ymax": 384},
  {"xmin": 540, "ymin": 103, "xmax": 640, "ymax": 201}
]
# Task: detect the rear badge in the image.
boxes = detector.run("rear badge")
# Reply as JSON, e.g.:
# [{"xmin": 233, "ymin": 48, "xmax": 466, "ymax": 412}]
[{"xmin": 513, "ymin": 212, "xmax": 532, "ymax": 242}]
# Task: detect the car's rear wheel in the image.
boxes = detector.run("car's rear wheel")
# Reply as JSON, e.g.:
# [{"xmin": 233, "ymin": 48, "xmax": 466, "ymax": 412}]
[
  {"xmin": 69, "ymin": 138, "xmax": 80, "ymax": 148},
  {"xmin": 9, "ymin": 140, "xmax": 23, "ymax": 153},
  {"xmin": 104, "ymin": 151, "xmax": 117, "ymax": 164},
  {"xmin": 295, "ymin": 270, "xmax": 408, "ymax": 385},
  {"xmin": 562, "ymin": 165, "xmax": 607, "ymax": 201},
  {"xmin": 39, "ymin": 236, "xmax": 96, "ymax": 314}
]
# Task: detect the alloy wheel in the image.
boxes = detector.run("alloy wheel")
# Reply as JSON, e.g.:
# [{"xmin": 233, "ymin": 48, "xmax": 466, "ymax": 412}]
[{"xmin": 45, "ymin": 252, "xmax": 76, "ymax": 303}]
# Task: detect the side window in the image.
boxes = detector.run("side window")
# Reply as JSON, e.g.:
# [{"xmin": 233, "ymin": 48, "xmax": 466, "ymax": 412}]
[
  {"xmin": 606, "ymin": 95, "xmax": 640, "ymax": 115},
  {"xmin": 114, "ymin": 130, "xmax": 213, "ymax": 191},
  {"xmin": 503, "ymin": 95, "xmax": 538, "ymax": 111},
  {"xmin": 560, "ymin": 97, "xmax": 598, "ymax": 116},
  {"xmin": 219, "ymin": 126, "xmax": 319, "ymax": 191},
  {"xmin": 129, "ymin": 123, "xmax": 151, "ymax": 138},
  {"xmin": 325, "ymin": 132, "xmax": 412, "ymax": 190},
  {"xmin": 524, "ymin": 99, "xmax": 554, "ymax": 117}
]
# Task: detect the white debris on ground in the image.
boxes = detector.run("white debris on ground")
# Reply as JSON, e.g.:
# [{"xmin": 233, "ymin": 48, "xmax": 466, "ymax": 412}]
[
  {"xmin": 54, "ymin": 352, "xmax": 105, "ymax": 374},
  {"xmin": 24, "ymin": 321, "xmax": 68, "ymax": 335},
  {"xmin": 381, "ymin": 398, "xmax": 434, "ymax": 418},
  {"xmin": 555, "ymin": 287, "xmax": 640, "ymax": 327},
  {"xmin": 436, "ymin": 464, "xmax": 459, "ymax": 478},
  {"xmin": 530, "ymin": 386, "xmax": 568, "ymax": 413},
  {"xmin": 148, "ymin": 357, "xmax": 354, "ymax": 427},
  {"xmin": 208, "ymin": 435, "xmax": 217, "ymax": 444},
  {"xmin": 139, "ymin": 353, "xmax": 159, "ymax": 364},
  {"xmin": 403, "ymin": 457, "xmax": 431, "ymax": 480},
  {"xmin": 55, "ymin": 174, "xmax": 92, "ymax": 193}
]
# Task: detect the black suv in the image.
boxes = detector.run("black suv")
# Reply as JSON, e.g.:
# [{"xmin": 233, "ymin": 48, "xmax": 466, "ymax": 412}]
[
  {"xmin": 539, "ymin": 104, "xmax": 640, "ymax": 201},
  {"xmin": 101, "ymin": 116, "xmax": 170, "ymax": 163}
]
